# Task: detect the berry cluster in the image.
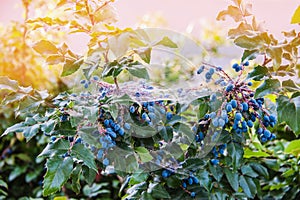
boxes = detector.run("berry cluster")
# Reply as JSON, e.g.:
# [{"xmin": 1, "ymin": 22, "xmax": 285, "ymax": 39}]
[
  {"xmin": 129, "ymin": 100, "xmax": 174, "ymax": 127},
  {"xmin": 210, "ymin": 144, "xmax": 226, "ymax": 165},
  {"xmin": 97, "ymin": 108, "xmax": 127, "ymax": 165}
]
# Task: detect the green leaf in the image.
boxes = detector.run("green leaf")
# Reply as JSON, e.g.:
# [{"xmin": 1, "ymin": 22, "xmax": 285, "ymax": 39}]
[
  {"xmin": 282, "ymin": 79, "xmax": 300, "ymax": 92},
  {"xmin": 227, "ymin": 142, "xmax": 243, "ymax": 170},
  {"xmin": 247, "ymin": 65, "xmax": 269, "ymax": 81},
  {"xmin": 198, "ymin": 170, "xmax": 211, "ymax": 191},
  {"xmin": 127, "ymin": 66, "xmax": 149, "ymax": 79},
  {"xmin": 255, "ymin": 79, "xmax": 280, "ymax": 98},
  {"xmin": 82, "ymin": 165, "xmax": 97, "ymax": 186},
  {"xmin": 70, "ymin": 166, "xmax": 82, "ymax": 194},
  {"xmin": 148, "ymin": 183, "xmax": 171, "ymax": 199},
  {"xmin": 41, "ymin": 119, "xmax": 56, "ymax": 134},
  {"xmin": 43, "ymin": 157, "xmax": 73, "ymax": 196},
  {"xmin": 234, "ymin": 33, "xmax": 270, "ymax": 49},
  {"xmin": 242, "ymin": 49, "xmax": 258, "ymax": 61},
  {"xmin": 198, "ymin": 100, "xmax": 209, "ymax": 119},
  {"xmin": 224, "ymin": 168, "xmax": 239, "ymax": 192},
  {"xmin": 71, "ymin": 143, "xmax": 97, "ymax": 172},
  {"xmin": 61, "ymin": 59, "xmax": 83, "ymax": 77},
  {"xmin": 241, "ymin": 165, "xmax": 259, "ymax": 178},
  {"xmin": 2, "ymin": 123, "xmax": 25, "ymax": 137},
  {"xmin": 0, "ymin": 76, "xmax": 19, "ymax": 91},
  {"xmin": 209, "ymin": 163, "xmax": 223, "ymax": 182},
  {"xmin": 23, "ymin": 124, "xmax": 40, "ymax": 141},
  {"xmin": 38, "ymin": 139, "xmax": 70, "ymax": 158},
  {"xmin": 33, "ymin": 40, "xmax": 59, "ymax": 55},
  {"xmin": 248, "ymin": 163, "xmax": 269, "ymax": 179},
  {"xmin": 25, "ymin": 167, "xmax": 43, "ymax": 183},
  {"xmin": 135, "ymin": 147, "xmax": 153, "ymax": 163},
  {"xmin": 137, "ymin": 48, "xmax": 151, "ymax": 64},
  {"xmin": 155, "ymin": 36, "xmax": 178, "ymax": 48},
  {"xmin": 284, "ymin": 139, "xmax": 300, "ymax": 156},
  {"xmin": 129, "ymin": 170, "xmax": 149, "ymax": 185},
  {"xmin": 9, "ymin": 165, "xmax": 27, "ymax": 181},
  {"xmin": 0, "ymin": 180, "xmax": 8, "ymax": 189},
  {"xmin": 277, "ymin": 95, "xmax": 300, "ymax": 135},
  {"xmin": 239, "ymin": 175, "xmax": 252, "ymax": 198},
  {"xmin": 244, "ymin": 148, "xmax": 270, "ymax": 158},
  {"xmin": 291, "ymin": 6, "xmax": 300, "ymax": 24}
]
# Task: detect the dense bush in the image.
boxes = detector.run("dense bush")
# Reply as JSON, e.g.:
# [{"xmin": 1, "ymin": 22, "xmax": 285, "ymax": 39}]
[{"xmin": 1, "ymin": 0, "xmax": 300, "ymax": 199}]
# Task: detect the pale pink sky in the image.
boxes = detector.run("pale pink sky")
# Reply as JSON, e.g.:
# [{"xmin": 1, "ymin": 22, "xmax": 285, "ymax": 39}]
[{"xmin": 0, "ymin": 0, "xmax": 299, "ymax": 53}]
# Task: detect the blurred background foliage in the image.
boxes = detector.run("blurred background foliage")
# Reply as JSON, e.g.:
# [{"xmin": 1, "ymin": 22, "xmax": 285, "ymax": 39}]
[{"xmin": 0, "ymin": 0, "xmax": 299, "ymax": 199}]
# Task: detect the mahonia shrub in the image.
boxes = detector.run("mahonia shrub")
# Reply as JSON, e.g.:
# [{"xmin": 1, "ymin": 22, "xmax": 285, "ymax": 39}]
[{"xmin": 1, "ymin": 0, "xmax": 300, "ymax": 199}]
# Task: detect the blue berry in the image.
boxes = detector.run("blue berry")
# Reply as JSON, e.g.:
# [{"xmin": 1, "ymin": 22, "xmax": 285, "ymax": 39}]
[
  {"xmin": 84, "ymin": 82, "xmax": 89, "ymax": 89},
  {"xmin": 190, "ymin": 192, "xmax": 196, "ymax": 198},
  {"xmin": 124, "ymin": 123, "xmax": 131, "ymax": 130},
  {"xmin": 80, "ymin": 79, "xmax": 86, "ymax": 84},
  {"xmin": 104, "ymin": 119, "xmax": 110, "ymax": 127},
  {"xmin": 231, "ymin": 99, "xmax": 237, "ymax": 108},
  {"xmin": 210, "ymin": 112, "xmax": 216, "ymax": 119},
  {"xmin": 50, "ymin": 136, "xmax": 56, "ymax": 142},
  {"xmin": 166, "ymin": 112, "xmax": 173, "ymax": 120},
  {"xmin": 263, "ymin": 130, "xmax": 271, "ymax": 138},
  {"xmin": 263, "ymin": 115, "xmax": 270, "ymax": 122},
  {"xmin": 248, "ymin": 82, "xmax": 253, "ymax": 86},
  {"xmin": 212, "ymin": 118, "xmax": 219, "ymax": 127},
  {"xmin": 235, "ymin": 113, "xmax": 242, "ymax": 121},
  {"xmin": 114, "ymin": 124, "xmax": 120, "ymax": 131},
  {"xmin": 269, "ymin": 115, "xmax": 276, "ymax": 122},
  {"xmin": 226, "ymin": 83, "xmax": 234, "ymax": 92},
  {"xmin": 226, "ymin": 104, "xmax": 233, "ymax": 112},
  {"xmin": 68, "ymin": 136, "xmax": 74, "ymax": 142},
  {"xmin": 198, "ymin": 132, "xmax": 204, "ymax": 140},
  {"xmin": 197, "ymin": 65, "xmax": 205, "ymax": 74},
  {"xmin": 103, "ymin": 158, "xmax": 109, "ymax": 166},
  {"xmin": 205, "ymin": 72, "xmax": 212, "ymax": 80},
  {"xmin": 142, "ymin": 113, "xmax": 148, "ymax": 120},
  {"xmin": 257, "ymin": 127, "xmax": 263, "ymax": 135},
  {"xmin": 218, "ymin": 118, "xmax": 225, "ymax": 127},
  {"xmin": 210, "ymin": 93, "xmax": 217, "ymax": 102},
  {"xmin": 135, "ymin": 92, "xmax": 141, "ymax": 97},
  {"xmin": 97, "ymin": 149, "xmax": 104, "ymax": 159},
  {"xmin": 118, "ymin": 128, "xmax": 124, "ymax": 136},
  {"xmin": 216, "ymin": 66, "xmax": 222, "ymax": 71},
  {"xmin": 232, "ymin": 63, "xmax": 239, "ymax": 69},
  {"xmin": 192, "ymin": 176, "xmax": 199, "ymax": 184},
  {"xmin": 148, "ymin": 112, "xmax": 156, "ymax": 120},
  {"xmin": 129, "ymin": 106, "xmax": 135, "ymax": 113},
  {"xmin": 75, "ymin": 138, "xmax": 82, "ymax": 144},
  {"xmin": 210, "ymin": 158, "xmax": 219, "ymax": 165},
  {"xmin": 209, "ymin": 68, "xmax": 215, "ymax": 75},
  {"xmin": 93, "ymin": 76, "xmax": 99, "ymax": 80},
  {"xmin": 247, "ymin": 120, "xmax": 253, "ymax": 128},
  {"xmin": 242, "ymin": 102, "xmax": 249, "ymax": 111},
  {"xmin": 221, "ymin": 110, "xmax": 227, "ymax": 119},
  {"xmin": 188, "ymin": 177, "xmax": 193, "ymax": 185},
  {"xmin": 182, "ymin": 182, "xmax": 187, "ymax": 188},
  {"xmin": 244, "ymin": 61, "xmax": 250, "ymax": 66},
  {"xmin": 162, "ymin": 169, "xmax": 170, "ymax": 178}
]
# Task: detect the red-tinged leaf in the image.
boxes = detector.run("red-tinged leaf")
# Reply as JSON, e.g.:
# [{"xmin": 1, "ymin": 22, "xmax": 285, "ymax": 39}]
[
  {"xmin": 228, "ymin": 22, "xmax": 253, "ymax": 38},
  {"xmin": 291, "ymin": 6, "xmax": 300, "ymax": 24},
  {"xmin": 46, "ymin": 55, "xmax": 65, "ymax": 65},
  {"xmin": 217, "ymin": 5, "xmax": 243, "ymax": 22},
  {"xmin": 61, "ymin": 59, "xmax": 83, "ymax": 77},
  {"xmin": 33, "ymin": 40, "xmax": 59, "ymax": 55}
]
